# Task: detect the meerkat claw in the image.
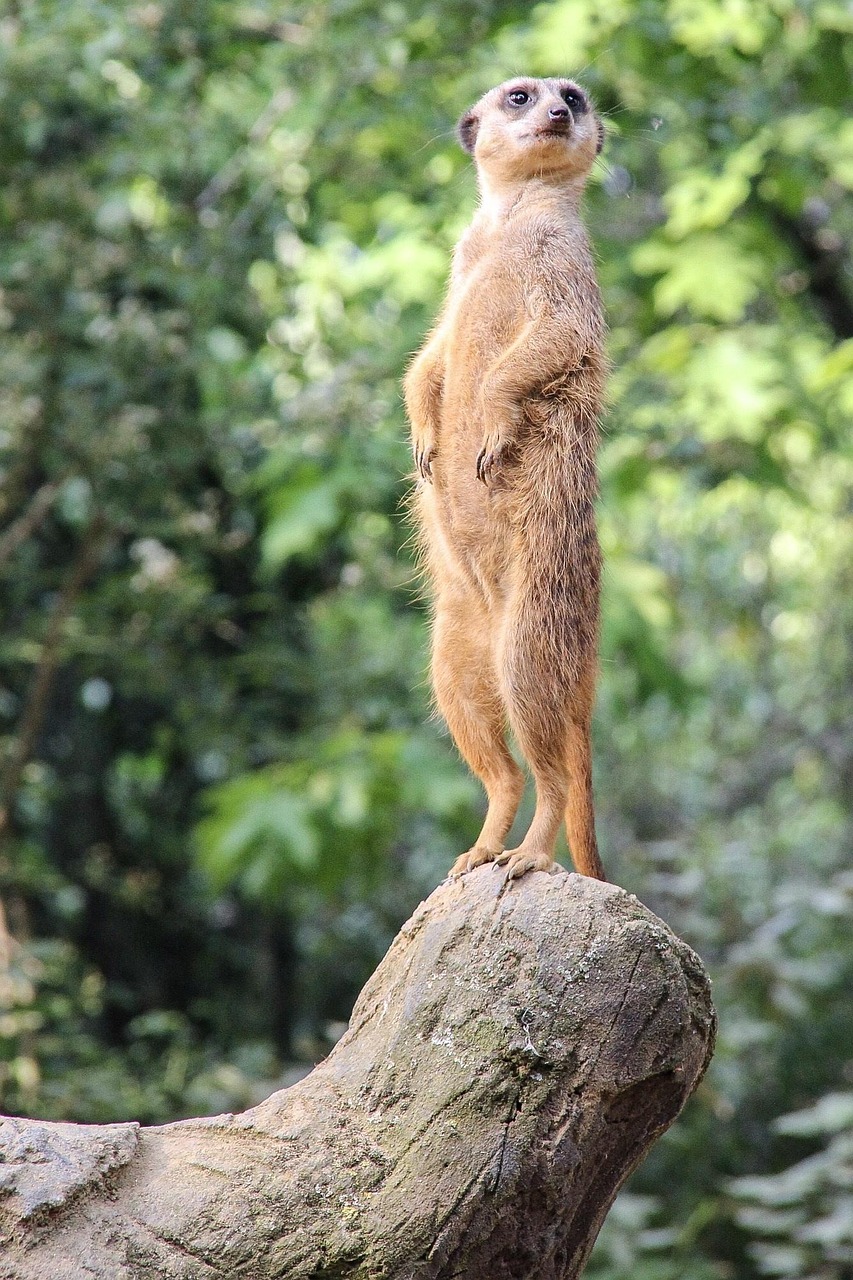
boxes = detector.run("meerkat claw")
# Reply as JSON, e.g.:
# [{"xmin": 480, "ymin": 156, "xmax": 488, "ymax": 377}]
[
  {"xmin": 476, "ymin": 445, "xmax": 503, "ymax": 484},
  {"xmin": 495, "ymin": 850, "xmax": 556, "ymax": 880},
  {"xmin": 449, "ymin": 845, "xmax": 502, "ymax": 877},
  {"xmin": 416, "ymin": 446, "xmax": 435, "ymax": 480}
]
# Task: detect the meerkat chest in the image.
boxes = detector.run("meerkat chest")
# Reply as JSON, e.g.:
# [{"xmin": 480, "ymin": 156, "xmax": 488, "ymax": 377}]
[{"xmin": 446, "ymin": 243, "xmax": 534, "ymax": 353}]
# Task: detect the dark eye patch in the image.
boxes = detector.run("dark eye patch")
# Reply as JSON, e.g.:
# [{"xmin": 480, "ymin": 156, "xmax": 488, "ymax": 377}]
[{"xmin": 561, "ymin": 86, "xmax": 588, "ymax": 114}]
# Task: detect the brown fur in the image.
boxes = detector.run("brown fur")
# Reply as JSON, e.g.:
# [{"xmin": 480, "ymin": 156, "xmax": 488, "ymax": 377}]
[{"xmin": 404, "ymin": 77, "xmax": 607, "ymax": 882}]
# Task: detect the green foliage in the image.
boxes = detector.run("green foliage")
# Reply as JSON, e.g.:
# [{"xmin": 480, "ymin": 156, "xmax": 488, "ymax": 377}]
[
  {"xmin": 0, "ymin": 927, "xmax": 279, "ymax": 1124},
  {"xmin": 196, "ymin": 728, "xmax": 476, "ymax": 897},
  {"xmin": 732, "ymin": 1092, "xmax": 853, "ymax": 1277},
  {"xmin": 0, "ymin": 1, "xmax": 851, "ymax": 1275}
]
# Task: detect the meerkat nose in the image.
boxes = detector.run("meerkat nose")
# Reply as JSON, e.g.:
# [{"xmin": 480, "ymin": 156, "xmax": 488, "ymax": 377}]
[{"xmin": 548, "ymin": 104, "xmax": 570, "ymax": 121}]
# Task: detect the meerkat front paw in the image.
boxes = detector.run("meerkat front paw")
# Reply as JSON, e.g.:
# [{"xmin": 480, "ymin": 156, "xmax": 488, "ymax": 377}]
[
  {"xmin": 476, "ymin": 434, "xmax": 510, "ymax": 484},
  {"xmin": 494, "ymin": 848, "xmax": 556, "ymax": 880},
  {"xmin": 448, "ymin": 845, "xmax": 503, "ymax": 877},
  {"xmin": 414, "ymin": 440, "xmax": 436, "ymax": 481}
]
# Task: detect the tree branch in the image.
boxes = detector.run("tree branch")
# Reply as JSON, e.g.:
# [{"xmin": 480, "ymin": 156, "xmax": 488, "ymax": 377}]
[
  {"xmin": 0, "ymin": 483, "xmax": 60, "ymax": 569},
  {"xmin": 0, "ymin": 516, "xmax": 107, "ymax": 840},
  {"xmin": 0, "ymin": 869, "xmax": 716, "ymax": 1279}
]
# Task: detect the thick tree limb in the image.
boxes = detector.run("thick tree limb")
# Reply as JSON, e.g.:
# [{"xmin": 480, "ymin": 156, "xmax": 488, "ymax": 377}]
[{"xmin": 0, "ymin": 869, "xmax": 715, "ymax": 1279}]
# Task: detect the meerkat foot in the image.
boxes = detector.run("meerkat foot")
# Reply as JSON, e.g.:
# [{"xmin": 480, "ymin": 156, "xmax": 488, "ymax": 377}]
[
  {"xmin": 449, "ymin": 845, "xmax": 503, "ymax": 877},
  {"xmin": 494, "ymin": 848, "xmax": 556, "ymax": 880}
]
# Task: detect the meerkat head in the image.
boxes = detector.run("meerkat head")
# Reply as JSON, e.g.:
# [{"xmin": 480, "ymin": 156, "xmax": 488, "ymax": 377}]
[{"xmin": 458, "ymin": 77, "xmax": 604, "ymax": 191}]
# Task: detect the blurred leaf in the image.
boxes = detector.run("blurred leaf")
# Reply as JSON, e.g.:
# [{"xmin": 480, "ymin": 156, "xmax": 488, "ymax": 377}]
[{"xmin": 260, "ymin": 462, "xmax": 346, "ymax": 571}]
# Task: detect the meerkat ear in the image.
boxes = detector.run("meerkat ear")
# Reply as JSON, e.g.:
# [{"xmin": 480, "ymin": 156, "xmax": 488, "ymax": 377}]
[
  {"xmin": 457, "ymin": 109, "xmax": 479, "ymax": 155},
  {"xmin": 596, "ymin": 118, "xmax": 605, "ymax": 155}
]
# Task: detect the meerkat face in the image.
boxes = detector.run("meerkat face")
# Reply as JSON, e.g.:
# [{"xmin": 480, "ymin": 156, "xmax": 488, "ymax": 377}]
[{"xmin": 458, "ymin": 77, "xmax": 604, "ymax": 185}]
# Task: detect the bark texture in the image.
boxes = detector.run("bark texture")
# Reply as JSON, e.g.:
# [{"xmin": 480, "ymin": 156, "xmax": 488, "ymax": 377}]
[{"xmin": 0, "ymin": 868, "xmax": 715, "ymax": 1280}]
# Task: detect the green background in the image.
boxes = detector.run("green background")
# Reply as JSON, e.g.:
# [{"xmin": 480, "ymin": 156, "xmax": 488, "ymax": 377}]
[{"xmin": 1, "ymin": 2, "xmax": 851, "ymax": 1276}]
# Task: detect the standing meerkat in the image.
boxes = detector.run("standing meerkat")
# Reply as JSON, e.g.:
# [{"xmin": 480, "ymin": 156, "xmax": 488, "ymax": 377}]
[{"xmin": 404, "ymin": 76, "xmax": 607, "ymax": 882}]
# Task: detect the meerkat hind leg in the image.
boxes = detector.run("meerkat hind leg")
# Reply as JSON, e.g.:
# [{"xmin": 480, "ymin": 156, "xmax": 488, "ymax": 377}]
[
  {"xmin": 431, "ymin": 593, "xmax": 525, "ymax": 877},
  {"xmin": 494, "ymin": 720, "xmax": 568, "ymax": 879},
  {"xmin": 497, "ymin": 716, "xmax": 605, "ymax": 880},
  {"xmin": 495, "ymin": 625, "xmax": 573, "ymax": 880},
  {"xmin": 494, "ymin": 758, "xmax": 567, "ymax": 880}
]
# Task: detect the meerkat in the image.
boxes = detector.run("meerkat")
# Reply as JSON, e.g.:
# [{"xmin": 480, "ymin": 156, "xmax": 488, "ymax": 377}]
[{"xmin": 404, "ymin": 76, "xmax": 607, "ymax": 882}]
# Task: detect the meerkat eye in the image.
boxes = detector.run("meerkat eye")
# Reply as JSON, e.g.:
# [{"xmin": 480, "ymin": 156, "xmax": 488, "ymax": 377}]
[
  {"xmin": 506, "ymin": 89, "xmax": 530, "ymax": 107},
  {"xmin": 562, "ymin": 88, "xmax": 588, "ymax": 113}
]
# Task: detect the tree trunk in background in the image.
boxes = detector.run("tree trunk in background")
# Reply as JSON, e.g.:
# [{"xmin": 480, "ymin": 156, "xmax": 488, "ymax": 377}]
[{"xmin": 0, "ymin": 869, "xmax": 715, "ymax": 1279}]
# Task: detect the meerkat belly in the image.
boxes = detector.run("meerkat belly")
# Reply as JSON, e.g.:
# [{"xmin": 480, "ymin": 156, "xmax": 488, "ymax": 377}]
[
  {"xmin": 419, "ymin": 441, "xmax": 514, "ymax": 599},
  {"xmin": 433, "ymin": 266, "xmax": 525, "ymax": 555},
  {"xmin": 425, "ymin": 298, "xmax": 525, "ymax": 603}
]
